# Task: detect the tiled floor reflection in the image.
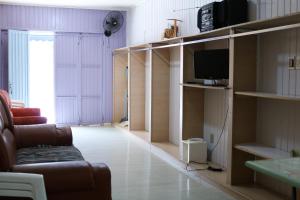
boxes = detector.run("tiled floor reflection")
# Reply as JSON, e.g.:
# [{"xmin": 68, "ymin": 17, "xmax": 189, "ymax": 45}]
[{"xmin": 72, "ymin": 127, "xmax": 235, "ymax": 200}]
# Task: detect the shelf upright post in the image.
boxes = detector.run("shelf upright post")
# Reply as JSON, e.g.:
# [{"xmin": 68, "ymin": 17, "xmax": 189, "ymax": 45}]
[{"xmin": 227, "ymin": 28, "xmax": 235, "ymax": 185}]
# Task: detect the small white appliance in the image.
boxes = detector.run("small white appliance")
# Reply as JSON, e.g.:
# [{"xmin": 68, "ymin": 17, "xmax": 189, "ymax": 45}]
[{"xmin": 182, "ymin": 138, "xmax": 207, "ymax": 164}]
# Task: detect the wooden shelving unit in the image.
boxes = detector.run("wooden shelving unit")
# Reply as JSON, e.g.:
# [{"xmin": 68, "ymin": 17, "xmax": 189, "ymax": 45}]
[
  {"xmin": 195, "ymin": 170, "xmax": 288, "ymax": 200},
  {"xmin": 181, "ymin": 39, "xmax": 230, "ymax": 157},
  {"xmin": 150, "ymin": 46, "xmax": 181, "ymax": 157},
  {"xmin": 235, "ymin": 91, "xmax": 300, "ymax": 101},
  {"xmin": 128, "ymin": 50, "xmax": 151, "ymax": 135},
  {"xmin": 234, "ymin": 143, "xmax": 291, "ymax": 159},
  {"xmin": 230, "ymin": 29, "xmax": 293, "ymax": 198},
  {"xmin": 151, "ymin": 48, "xmax": 171, "ymax": 142},
  {"xmin": 113, "ymin": 12, "xmax": 300, "ymax": 200},
  {"xmin": 152, "ymin": 142, "xmax": 180, "ymax": 160},
  {"xmin": 181, "ymin": 83, "xmax": 229, "ymax": 90},
  {"xmin": 113, "ymin": 51, "xmax": 128, "ymax": 124}
]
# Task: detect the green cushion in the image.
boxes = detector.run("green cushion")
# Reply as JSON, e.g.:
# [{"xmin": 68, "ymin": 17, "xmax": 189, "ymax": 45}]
[{"xmin": 291, "ymin": 149, "xmax": 300, "ymax": 157}]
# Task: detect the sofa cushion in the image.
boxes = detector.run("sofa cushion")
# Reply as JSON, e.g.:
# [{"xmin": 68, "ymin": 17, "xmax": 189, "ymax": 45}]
[
  {"xmin": 11, "ymin": 107, "xmax": 41, "ymax": 117},
  {"xmin": 13, "ymin": 116, "xmax": 47, "ymax": 125},
  {"xmin": 16, "ymin": 145, "xmax": 84, "ymax": 165}
]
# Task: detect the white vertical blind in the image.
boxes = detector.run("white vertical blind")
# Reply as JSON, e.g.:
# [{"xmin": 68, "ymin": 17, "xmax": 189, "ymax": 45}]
[{"xmin": 8, "ymin": 30, "xmax": 29, "ymax": 106}]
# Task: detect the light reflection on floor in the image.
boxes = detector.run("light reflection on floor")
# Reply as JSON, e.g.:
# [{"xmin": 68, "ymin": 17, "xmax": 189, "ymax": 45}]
[{"xmin": 72, "ymin": 127, "xmax": 235, "ymax": 200}]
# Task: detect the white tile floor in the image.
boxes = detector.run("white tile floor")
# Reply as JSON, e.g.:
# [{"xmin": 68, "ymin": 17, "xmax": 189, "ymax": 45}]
[{"xmin": 72, "ymin": 127, "xmax": 235, "ymax": 200}]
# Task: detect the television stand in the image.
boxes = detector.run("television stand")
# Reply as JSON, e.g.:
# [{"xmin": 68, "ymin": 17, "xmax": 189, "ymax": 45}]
[
  {"xmin": 203, "ymin": 79, "xmax": 228, "ymax": 86},
  {"xmin": 185, "ymin": 80, "xmax": 228, "ymax": 86}
]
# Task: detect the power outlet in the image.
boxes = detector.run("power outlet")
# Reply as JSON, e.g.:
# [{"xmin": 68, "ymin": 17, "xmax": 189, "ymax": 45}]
[
  {"xmin": 210, "ymin": 134, "xmax": 214, "ymax": 144},
  {"xmin": 289, "ymin": 57, "xmax": 296, "ymax": 68}
]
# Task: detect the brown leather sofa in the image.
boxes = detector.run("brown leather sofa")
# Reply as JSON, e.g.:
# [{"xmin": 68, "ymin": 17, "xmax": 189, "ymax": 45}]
[{"xmin": 0, "ymin": 95, "xmax": 111, "ymax": 200}]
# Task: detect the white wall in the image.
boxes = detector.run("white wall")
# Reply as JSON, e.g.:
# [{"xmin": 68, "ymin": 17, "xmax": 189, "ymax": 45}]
[
  {"xmin": 127, "ymin": 0, "xmax": 259, "ymax": 46},
  {"xmin": 127, "ymin": 0, "xmax": 300, "ymax": 45},
  {"xmin": 145, "ymin": 51, "xmax": 151, "ymax": 131},
  {"xmin": 258, "ymin": 0, "xmax": 300, "ymax": 19},
  {"xmin": 169, "ymin": 47, "xmax": 181, "ymax": 145}
]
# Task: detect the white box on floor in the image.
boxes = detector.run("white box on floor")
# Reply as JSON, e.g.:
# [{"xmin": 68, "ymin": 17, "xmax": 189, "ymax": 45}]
[{"xmin": 182, "ymin": 138, "xmax": 207, "ymax": 164}]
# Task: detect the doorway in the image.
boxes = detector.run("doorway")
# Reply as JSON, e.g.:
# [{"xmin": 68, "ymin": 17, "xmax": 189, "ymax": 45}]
[{"xmin": 28, "ymin": 32, "xmax": 55, "ymax": 123}]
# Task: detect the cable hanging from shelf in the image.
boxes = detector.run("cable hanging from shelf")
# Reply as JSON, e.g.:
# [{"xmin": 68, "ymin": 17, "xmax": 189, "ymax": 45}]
[{"xmin": 209, "ymin": 90, "xmax": 229, "ymax": 156}]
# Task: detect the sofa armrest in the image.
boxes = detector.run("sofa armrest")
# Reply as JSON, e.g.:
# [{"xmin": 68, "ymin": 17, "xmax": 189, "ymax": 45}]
[
  {"xmin": 11, "ymin": 108, "xmax": 41, "ymax": 117},
  {"xmin": 12, "ymin": 161, "xmax": 110, "ymax": 194},
  {"xmin": 14, "ymin": 124, "xmax": 72, "ymax": 148},
  {"xmin": 91, "ymin": 162, "xmax": 112, "ymax": 198}
]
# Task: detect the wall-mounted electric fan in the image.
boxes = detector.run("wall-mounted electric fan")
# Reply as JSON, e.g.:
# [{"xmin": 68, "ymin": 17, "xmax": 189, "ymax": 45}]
[{"xmin": 103, "ymin": 11, "xmax": 124, "ymax": 37}]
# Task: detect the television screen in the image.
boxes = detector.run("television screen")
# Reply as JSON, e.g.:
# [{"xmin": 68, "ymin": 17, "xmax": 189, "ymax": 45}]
[{"xmin": 194, "ymin": 49, "xmax": 229, "ymax": 80}]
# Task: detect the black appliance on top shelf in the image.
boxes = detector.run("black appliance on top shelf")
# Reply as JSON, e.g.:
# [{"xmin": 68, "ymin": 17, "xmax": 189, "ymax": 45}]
[{"xmin": 197, "ymin": 0, "xmax": 248, "ymax": 32}]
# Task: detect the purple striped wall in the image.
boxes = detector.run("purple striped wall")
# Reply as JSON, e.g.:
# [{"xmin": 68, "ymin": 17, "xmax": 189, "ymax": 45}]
[
  {"xmin": 0, "ymin": 4, "xmax": 126, "ymax": 123},
  {"xmin": 0, "ymin": 4, "xmax": 126, "ymax": 34}
]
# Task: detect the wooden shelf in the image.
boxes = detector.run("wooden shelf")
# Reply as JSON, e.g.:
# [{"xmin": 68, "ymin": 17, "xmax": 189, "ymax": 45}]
[
  {"xmin": 195, "ymin": 170, "xmax": 288, "ymax": 200},
  {"xmin": 130, "ymin": 130, "xmax": 150, "ymax": 143},
  {"xmin": 234, "ymin": 143, "xmax": 290, "ymax": 159},
  {"xmin": 113, "ymin": 123, "xmax": 129, "ymax": 131},
  {"xmin": 113, "ymin": 53, "xmax": 128, "ymax": 123},
  {"xmin": 152, "ymin": 37, "xmax": 182, "ymax": 46},
  {"xmin": 152, "ymin": 142, "xmax": 180, "ymax": 160},
  {"xmin": 231, "ymin": 184, "xmax": 288, "ymax": 200},
  {"xmin": 114, "ymin": 47, "xmax": 129, "ymax": 54},
  {"xmin": 181, "ymin": 83, "xmax": 229, "ymax": 90},
  {"xmin": 183, "ymin": 27, "xmax": 231, "ymax": 42},
  {"xmin": 234, "ymin": 12, "xmax": 300, "ymax": 32},
  {"xmin": 235, "ymin": 91, "xmax": 300, "ymax": 101}
]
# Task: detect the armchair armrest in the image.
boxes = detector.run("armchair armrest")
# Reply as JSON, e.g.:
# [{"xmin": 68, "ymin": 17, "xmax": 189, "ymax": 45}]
[
  {"xmin": 12, "ymin": 161, "xmax": 111, "ymax": 194},
  {"xmin": 11, "ymin": 108, "xmax": 41, "ymax": 117},
  {"xmin": 0, "ymin": 172, "xmax": 47, "ymax": 200},
  {"xmin": 14, "ymin": 124, "xmax": 72, "ymax": 148}
]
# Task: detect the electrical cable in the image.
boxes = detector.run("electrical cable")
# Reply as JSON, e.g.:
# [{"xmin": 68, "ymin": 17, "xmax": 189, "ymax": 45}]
[
  {"xmin": 209, "ymin": 91, "xmax": 229, "ymax": 155},
  {"xmin": 184, "ymin": 90, "xmax": 229, "ymax": 172},
  {"xmin": 184, "ymin": 161, "xmax": 209, "ymax": 172},
  {"xmin": 209, "ymin": 106, "xmax": 229, "ymax": 153}
]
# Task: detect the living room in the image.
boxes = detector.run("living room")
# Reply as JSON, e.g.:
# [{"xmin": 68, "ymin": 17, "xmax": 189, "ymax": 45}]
[{"xmin": 1, "ymin": 0, "xmax": 300, "ymax": 200}]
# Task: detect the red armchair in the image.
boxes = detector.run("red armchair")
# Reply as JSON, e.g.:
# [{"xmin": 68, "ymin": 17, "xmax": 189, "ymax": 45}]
[{"xmin": 0, "ymin": 90, "xmax": 47, "ymax": 125}]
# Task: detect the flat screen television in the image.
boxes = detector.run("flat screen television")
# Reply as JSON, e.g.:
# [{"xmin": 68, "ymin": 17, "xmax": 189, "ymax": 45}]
[{"xmin": 194, "ymin": 49, "xmax": 229, "ymax": 81}]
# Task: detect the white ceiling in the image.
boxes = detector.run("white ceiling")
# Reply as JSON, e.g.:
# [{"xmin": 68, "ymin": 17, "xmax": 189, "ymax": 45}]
[{"xmin": 0, "ymin": 0, "xmax": 144, "ymax": 10}]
